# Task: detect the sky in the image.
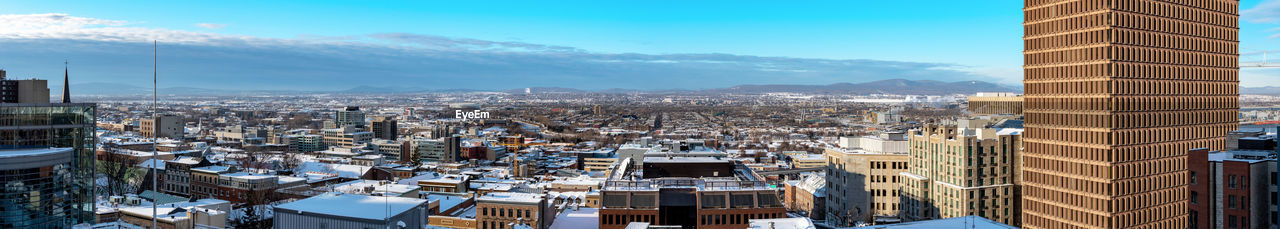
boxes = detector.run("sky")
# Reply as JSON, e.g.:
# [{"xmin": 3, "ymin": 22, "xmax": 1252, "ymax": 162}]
[{"xmin": 1, "ymin": 0, "xmax": 1279, "ymax": 91}]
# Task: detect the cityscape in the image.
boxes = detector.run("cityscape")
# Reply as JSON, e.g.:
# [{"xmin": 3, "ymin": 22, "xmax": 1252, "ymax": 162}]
[{"xmin": 3, "ymin": 1, "xmax": 1280, "ymax": 229}]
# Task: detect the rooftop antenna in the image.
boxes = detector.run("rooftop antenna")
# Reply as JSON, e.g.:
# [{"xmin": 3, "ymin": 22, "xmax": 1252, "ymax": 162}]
[{"xmin": 151, "ymin": 40, "xmax": 159, "ymax": 228}]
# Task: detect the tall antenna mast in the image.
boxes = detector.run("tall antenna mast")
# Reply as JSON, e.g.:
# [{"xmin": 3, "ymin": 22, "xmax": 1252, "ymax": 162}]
[{"xmin": 151, "ymin": 40, "xmax": 159, "ymax": 228}]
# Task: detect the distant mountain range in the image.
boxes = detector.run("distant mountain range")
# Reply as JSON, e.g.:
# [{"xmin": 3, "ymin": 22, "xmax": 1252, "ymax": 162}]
[
  {"xmin": 1242, "ymin": 86, "xmax": 1280, "ymax": 95},
  {"xmin": 64, "ymin": 79, "xmax": 1280, "ymax": 96},
  {"xmin": 704, "ymin": 79, "xmax": 1017, "ymax": 95},
  {"xmin": 67, "ymin": 79, "xmax": 1022, "ymax": 96}
]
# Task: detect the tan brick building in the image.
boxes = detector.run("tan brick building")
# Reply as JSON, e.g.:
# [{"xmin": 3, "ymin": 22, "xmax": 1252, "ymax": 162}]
[
  {"xmin": 141, "ymin": 113, "xmax": 183, "ymax": 140},
  {"xmin": 900, "ymin": 118, "xmax": 1023, "ymax": 226},
  {"xmin": 823, "ymin": 147, "xmax": 908, "ymax": 226},
  {"xmin": 1021, "ymin": 0, "xmax": 1239, "ymax": 228},
  {"xmin": 783, "ymin": 175, "xmax": 826, "ymax": 220},
  {"xmin": 967, "ymin": 92, "xmax": 1023, "ymax": 115},
  {"xmin": 476, "ymin": 192, "xmax": 553, "ymax": 229}
]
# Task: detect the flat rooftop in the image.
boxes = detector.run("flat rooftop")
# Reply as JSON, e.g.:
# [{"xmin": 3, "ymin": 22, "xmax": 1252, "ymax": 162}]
[
  {"xmin": 852, "ymin": 215, "xmax": 1015, "ymax": 229},
  {"xmin": 477, "ymin": 192, "xmax": 543, "ymax": 204},
  {"xmin": 274, "ymin": 192, "xmax": 427, "ymax": 220},
  {"xmin": 0, "ymin": 147, "xmax": 71, "ymax": 159},
  {"xmin": 1208, "ymin": 150, "xmax": 1277, "ymax": 163},
  {"xmin": 643, "ymin": 156, "xmax": 730, "ymax": 164}
]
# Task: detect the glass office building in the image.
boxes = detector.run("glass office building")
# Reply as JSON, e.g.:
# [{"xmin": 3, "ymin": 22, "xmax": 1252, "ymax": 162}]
[{"xmin": 0, "ymin": 103, "xmax": 96, "ymax": 228}]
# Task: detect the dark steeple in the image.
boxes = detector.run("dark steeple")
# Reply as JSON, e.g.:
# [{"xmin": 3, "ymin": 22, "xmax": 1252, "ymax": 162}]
[{"xmin": 62, "ymin": 60, "xmax": 70, "ymax": 103}]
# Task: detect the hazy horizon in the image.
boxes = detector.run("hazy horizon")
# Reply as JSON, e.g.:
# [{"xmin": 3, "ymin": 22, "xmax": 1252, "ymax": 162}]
[{"xmin": 3, "ymin": 1, "xmax": 1280, "ymax": 91}]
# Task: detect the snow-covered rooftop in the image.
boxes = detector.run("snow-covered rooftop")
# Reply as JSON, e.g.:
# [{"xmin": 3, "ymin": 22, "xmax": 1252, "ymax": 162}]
[
  {"xmin": 0, "ymin": 147, "xmax": 72, "ymax": 159},
  {"xmin": 748, "ymin": 217, "xmax": 815, "ymax": 229},
  {"xmin": 549, "ymin": 207, "xmax": 598, "ymax": 229},
  {"xmin": 851, "ymin": 215, "xmax": 1015, "ymax": 229},
  {"xmin": 273, "ymin": 192, "xmax": 428, "ymax": 220},
  {"xmin": 477, "ymin": 192, "xmax": 543, "ymax": 204}
]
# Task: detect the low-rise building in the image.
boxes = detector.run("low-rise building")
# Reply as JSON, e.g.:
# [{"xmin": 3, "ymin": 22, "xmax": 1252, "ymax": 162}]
[
  {"xmin": 163, "ymin": 156, "xmax": 211, "ymax": 197},
  {"xmin": 784, "ymin": 175, "xmax": 826, "ymax": 220},
  {"xmin": 273, "ymin": 192, "xmax": 429, "ymax": 229},
  {"xmin": 323, "ymin": 125, "xmax": 373, "ymax": 149},
  {"xmin": 583, "ymin": 157, "xmax": 617, "ymax": 173},
  {"xmin": 790, "ymin": 154, "xmax": 825, "ymax": 169},
  {"xmin": 190, "ymin": 166, "xmax": 237, "ymax": 199},
  {"xmin": 420, "ymin": 174, "xmax": 470, "ymax": 194},
  {"xmin": 477, "ymin": 192, "xmax": 554, "ymax": 229},
  {"xmin": 373, "ymin": 139, "xmax": 410, "ymax": 162},
  {"xmin": 213, "ymin": 172, "xmax": 278, "ymax": 204},
  {"xmin": 599, "ymin": 157, "xmax": 786, "ymax": 229}
]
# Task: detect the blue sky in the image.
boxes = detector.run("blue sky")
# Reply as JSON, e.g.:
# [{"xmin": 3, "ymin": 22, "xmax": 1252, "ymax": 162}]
[{"xmin": 1, "ymin": 0, "xmax": 1279, "ymax": 90}]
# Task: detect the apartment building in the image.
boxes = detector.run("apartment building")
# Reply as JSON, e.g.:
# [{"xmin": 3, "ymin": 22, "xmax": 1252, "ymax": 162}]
[
  {"xmin": 323, "ymin": 125, "xmax": 373, "ymax": 149},
  {"xmin": 162, "ymin": 156, "xmax": 211, "ymax": 197},
  {"xmin": 141, "ymin": 113, "xmax": 184, "ymax": 140},
  {"xmin": 823, "ymin": 147, "xmax": 907, "ymax": 226},
  {"xmin": 899, "ymin": 118, "xmax": 1023, "ymax": 226},
  {"xmin": 1188, "ymin": 132, "xmax": 1278, "ymax": 229},
  {"xmin": 476, "ymin": 192, "xmax": 554, "ymax": 229},
  {"xmin": 370, "ymin": 116, "xmax": 398, "ymax": 140},
  {"xmin": 599, "ymin": 157, "xmax": 786, "ymax": 229}
]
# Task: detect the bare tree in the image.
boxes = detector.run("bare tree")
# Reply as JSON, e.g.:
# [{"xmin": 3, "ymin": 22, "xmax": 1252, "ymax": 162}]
[{"xmin": 98, "ymin": 147, "xmax": 142, "ymax": 196}]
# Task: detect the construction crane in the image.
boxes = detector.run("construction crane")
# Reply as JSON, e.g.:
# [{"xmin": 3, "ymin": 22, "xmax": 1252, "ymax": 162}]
[{"xmin": 1241, "ymin": 49, "xmax": 1280, "ymax": 68}]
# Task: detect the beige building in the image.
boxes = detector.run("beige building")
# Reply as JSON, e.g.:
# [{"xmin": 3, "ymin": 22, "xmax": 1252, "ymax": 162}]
[
  {"xmin": 419, "ymin": 174, "xmax": 469, "ymax": 194},
  {"xmin": 1022, "ymin": 1, "xmax": 1239, "ymax": 228},
  {"xmin": 428, "ymin": 215, "xmax": 477, "ymax": 229},
  {"xmin": 791, "ymin": 154, "xmax": 826, "ymax": 169},
  {"xmin": 323, "ymin": 125, "xmax": 373, "ymax": 149},
  {"xmin": 823, "ymin": 147, "xmax": 907, "ymax": 226},
  {"xmin": 476, "ymin": 192, "xmax": 554, "ymax": 229},
  {"xmin": 583, "ymin": 157, "xmax": 617, "ymax": 173},
  {"xmin": 899, "ymin": 118, "xmax": 1022, "ymax": 226},
  {"xmin": 966, "ymin": 92, "xmax": 1023, "ymax": 115},
  {"xmin": 141, "ymin": 114, "xmax": 184, "ymax": 140}
]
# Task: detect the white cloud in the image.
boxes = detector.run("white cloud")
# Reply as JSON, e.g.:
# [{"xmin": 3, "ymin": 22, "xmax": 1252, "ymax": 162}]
[
  {"xmin": 1245, "ymin": 0, "xmax": 1280, "ymax": 23},
  {"xmin": 195, "ymin": 23, "xmax": 226, "ymax": 30},
  {"xmin": 0, "ymin": 13, "xmax": 260, "ymax": 45},
  {"xmin": 0, "ymin": 13, "xmax": 1015, "ymax": 90}
]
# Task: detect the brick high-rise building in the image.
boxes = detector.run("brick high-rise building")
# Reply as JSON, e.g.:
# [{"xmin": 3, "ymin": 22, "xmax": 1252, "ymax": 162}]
[{"xmin": 1021, "ymin": 1, "xmax": 1239, "ymax": 228}]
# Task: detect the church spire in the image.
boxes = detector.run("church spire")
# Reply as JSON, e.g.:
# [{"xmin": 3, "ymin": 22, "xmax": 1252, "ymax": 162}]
[{"xmin": 62, "ymin": 60, "xmax": 70, "ymax": 103}]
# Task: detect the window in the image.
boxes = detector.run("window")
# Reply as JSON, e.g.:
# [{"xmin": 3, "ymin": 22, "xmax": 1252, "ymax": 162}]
[
  {"xmin": 1190, "ymin": 171, "xmax": 1197, "ymax": 185},
  {"xmin": 1229, "ymin": 175, "xmax": 1237, "ymax": 189},
  {"xmin": 1190, "ymin": 191, "xmax": 1198, "ymax": 204},
  {"xmin": 1229, "ymin": 215, "xmax": 1237, "ymax": 229},
  {"xmin": 1228, "ymin": 195, "xmax": 1237, "ymax": 209}
]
